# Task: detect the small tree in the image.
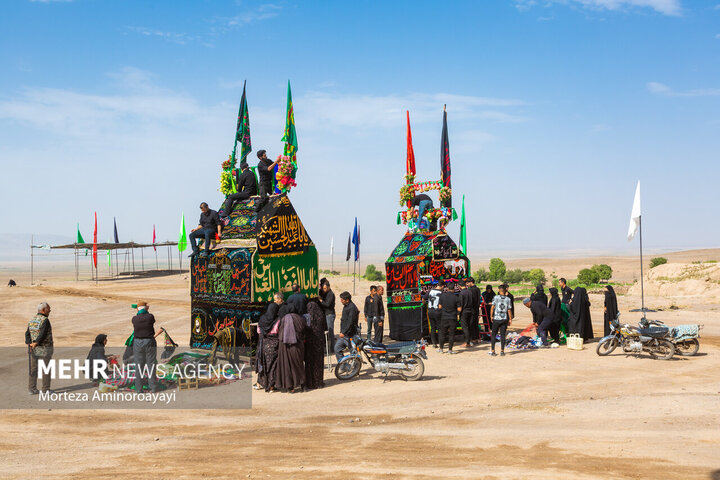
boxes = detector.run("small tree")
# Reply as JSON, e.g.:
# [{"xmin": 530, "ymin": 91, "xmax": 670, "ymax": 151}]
[
  {"xmin": 488, "ymin": 258, "xmax": 506, "ymax": 281},
  {"xmin": 364, "ymin": 264, "xmax": 384, "ymax": 281},
  {"xmin": 591, "ymin": 264, "xmax": 613, "ymax": 282},
  {"xmin": 650, "ymin": 257, "xmax": 667, "ymax": 269},
  {"xmin": 527, "ymin": 268, "xmax": 546, "ymax": 286},
  {"xmin": 577, "ymin": 268, "xmax": 600, "ymax": 285},
  {"xmin": 474, "ymin": 267, "xmax": 489, "ymax": 282}
]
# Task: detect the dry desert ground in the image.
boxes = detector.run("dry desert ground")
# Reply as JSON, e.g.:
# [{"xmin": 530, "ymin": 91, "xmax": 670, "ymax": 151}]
[{"xmin": 1, "ymin": 250, "xmax": 719, "ymax": 479}]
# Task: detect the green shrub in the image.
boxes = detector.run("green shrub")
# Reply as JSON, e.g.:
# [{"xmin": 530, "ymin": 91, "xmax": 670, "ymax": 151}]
[
  {"xmin": 488, "ymin": 258, "xmax": 506, "ymax": 281},
  {"xmin": 363, "ymin": 264, "xmax": 385, "ymax": 282},
  {"xmin": 527, "ymin": 268, "xmax": 546, "ymax": 286},
  {"xmin": 503, "ymin": 268, "xmax": 524, "ymax": 284},
  {"xmin": 591, "ymin": 264, "xmax": 613, "ymax": 282},
  {"xmin": 577, "ymin": 268, "xmax": 600, "ymax": 285},
  {"xmin": 474, "ymin": 267, "xmax": 489, "ymax": 282},
  {"xmin": 649, "ymin": 257, "xmax": 667, "ymax": 269}
]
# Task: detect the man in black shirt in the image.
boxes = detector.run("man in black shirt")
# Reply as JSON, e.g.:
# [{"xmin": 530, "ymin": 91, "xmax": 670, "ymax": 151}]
[
  {"xmin": 437, "ymin": 283, "xmax": 461, "ymax": 354},
  {"xmin": 523, "ymin": 298, "xmax": 559, "ymax": 346},
  {"xmin": 286, "ymin": 284, "xmax": 308, "ymax": 316},
  {"xmin": 503, "ymin": 283, "xmax": 516, "ymax": 318},
  {"xmin": 256, "ymin": 150, "xmax": 281, "ymax": 197},
  {"xmin": 189, "ymin": 202, "xmax": 222, "ymax": 256},
  {"xmin": 131, "ymin": 302, "xmax": 158, "ymax": 393},
  {"xmin": 363, "ymin": 286, "xmax": 379, "ymax": 341},
  {"xmin": 319, "ymin": 279, "xmax": 336, "ymax": 350},
  {"xmin": 559, "ymin": 278, "xmax": 574, "ymax": 304},
  {"xmin": 458, "ymin": 280, "xmax": 474, "ymax": 348},
  {"xmin": 221, "ymin": 159, "xmax": 258, "ymax": 219},
  {"xmin": 467, "ymin": 278, "xmax": 482, "ymax": 345},
  {"xmin": 334, "ymin": 292, "xmax": 359, "ymax": 360},
  {"xmin": 375, "ymin": 285, "xmax": 385, "ymax": 343}
]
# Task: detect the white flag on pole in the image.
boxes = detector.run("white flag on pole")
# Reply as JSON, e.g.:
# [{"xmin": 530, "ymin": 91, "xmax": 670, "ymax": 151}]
[
  {"xmin": 627, "ymin": 181, "xmax": 641, "ymax": 241},
  {"xmin": 330, "ymin": 236, "xmax": 334, "ymax": 255}
]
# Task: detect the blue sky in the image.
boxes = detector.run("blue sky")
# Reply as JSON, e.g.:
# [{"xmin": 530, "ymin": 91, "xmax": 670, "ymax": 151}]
[{"xmin": 1, "ymin": 0, "xmax": 718, "ymax": 258}]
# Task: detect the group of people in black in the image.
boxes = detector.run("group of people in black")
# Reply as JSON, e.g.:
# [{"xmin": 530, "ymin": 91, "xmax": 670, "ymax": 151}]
[
  {"xmin": 188, "ymin": 149, "xmax": 279, "ymax": 257},
  {"xmin": 423, "ymin": 275, "xmax": 614, "ymax": 355},
  {"xmin": 255, "ymin": 284, "xmax": 329, "ymax": 393}
]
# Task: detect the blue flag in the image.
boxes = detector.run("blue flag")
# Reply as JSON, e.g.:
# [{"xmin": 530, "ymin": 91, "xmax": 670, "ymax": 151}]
[
  {"xmin": 113, "ymin": 217, "xmax": 119, "ymax": 244},
  {"xmin": 351, "ymin": 218, "xmax": 359, "ymax": 261}
]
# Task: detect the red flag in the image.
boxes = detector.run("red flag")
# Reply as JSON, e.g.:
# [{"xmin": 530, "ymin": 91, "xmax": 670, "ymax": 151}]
[
  {"xmin": 406, "ymin": 110, "xmax": 416, "ymax": 177},
  {"xmin": 92, "ymin": 212, "xmax": 98, "ymax": 268},
  {"xmin": 152, "ymin": 224, "xmax": 157, "ymax": 251}
]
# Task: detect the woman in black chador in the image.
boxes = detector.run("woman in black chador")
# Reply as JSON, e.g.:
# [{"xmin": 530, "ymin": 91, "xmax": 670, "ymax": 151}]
[
  {"xmin": 603, "ymin": 285, "xmax": 619, "ymax": 337},
  {"xmin": 568, "ymin": 287, "xmax": 593, "ymax": 340},
  {"xmin": 304, "ymin": 302, "xmax": 327, "ymax": 390}
]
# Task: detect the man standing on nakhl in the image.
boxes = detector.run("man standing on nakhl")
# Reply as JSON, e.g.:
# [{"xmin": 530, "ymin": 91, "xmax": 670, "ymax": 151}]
[
  {"xmin": 256, "ymin": 149, "xmax": 281, "ymax": 197},
  {"xmin": 221, "ymin": 159, "xmax": 257, "ymax": 219},
  {"xmin": 189, "ymin": 202, "xmax": 222, "ymax": 256},
  {"xmin": 132, "ymin": 302, "xmax": 158, "ymax": 393},
  {"xmin": 26, "ymin": 302, "xmax": 53, "ymax": 394}
]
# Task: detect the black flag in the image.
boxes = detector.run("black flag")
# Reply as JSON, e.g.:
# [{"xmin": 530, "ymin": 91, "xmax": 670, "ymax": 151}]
[
  {"xmin": 440, "ymin": 105, "xmax": 451, "ymax": 208},
  {"xmin": 346, "ymin": 233, "xmax": 351, "ymax": 262}
]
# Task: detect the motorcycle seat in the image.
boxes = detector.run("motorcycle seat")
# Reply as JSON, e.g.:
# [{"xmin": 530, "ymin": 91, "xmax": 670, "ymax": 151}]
[{"xmin": 638, "ymin": 326, "xmax": 668, "ymax": 337}]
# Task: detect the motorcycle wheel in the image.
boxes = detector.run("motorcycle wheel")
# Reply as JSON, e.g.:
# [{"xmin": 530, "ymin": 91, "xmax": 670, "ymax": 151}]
[
  {"xmin": 399, "ymin": 355, "xmax": 425, "ymax": 381},
  {"xmin": 334, "ymin": 357, "xmax": 362, "ymax": 381},
  {"xmin": 676, "ymin": 338, "xmax": 699, "ymax": 356},
  {"xmin": 596, "ymin": 337, "xmax": 618, "ymax": 356},
  {"xmin": 649, "ymin": 339, "xmax": 675, "ymax": 360}
]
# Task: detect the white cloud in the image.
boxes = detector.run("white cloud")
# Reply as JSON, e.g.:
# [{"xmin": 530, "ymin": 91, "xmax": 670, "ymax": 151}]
[
  {"xmin": 516, "ymin": 0, "xmax": 682, "ymax": 16},
  {"xmin": 0, "ymin": 68, "xmax": 523, "ymax": 251},
  {"xmin": 647, "ymin": 81, "xmax": 720, "ymax": 97},
  {"xmin": 127, "ymin": 27, "xmax": 199, "ymax": 46}
]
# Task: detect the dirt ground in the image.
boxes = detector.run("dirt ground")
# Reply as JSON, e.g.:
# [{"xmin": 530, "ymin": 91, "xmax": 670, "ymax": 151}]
[{"xmin": 1, "ymin": 252, "xmax": 719, "ymax": 479}]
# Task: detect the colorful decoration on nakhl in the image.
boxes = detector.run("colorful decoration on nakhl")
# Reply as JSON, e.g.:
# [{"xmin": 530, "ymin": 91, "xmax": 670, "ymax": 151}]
[
  {"xmin": 397, "ymin": 108, "xmax": 456, "ymax": 231},
  {"xmin": 386, "ymin": 106, "xmax": 469, "ymax": 341},
  {"xmin": 275, "ymin": 80, "xmax": 298, "ymax": 193},
  {"xmin": 190, "ymin": 193, "xmax": 318, "ymax": 351}
]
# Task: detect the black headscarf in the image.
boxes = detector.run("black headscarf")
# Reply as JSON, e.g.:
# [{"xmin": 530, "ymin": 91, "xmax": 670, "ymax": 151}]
[
  {"xmin": 568, "ymin": 287, "xmax": 593, "ymax": 340},
  {"xmin": 259, "ymin": 302, "xmax": 280, "ymax": 336},
  {"xmin": 87, "ymin": 334, "xmax": 107, "ymax": 362},
  {"xmin": 548, "ymin": 287, "xmax": 561, "ymax": 323},
  {"xmin": 482, "ymin": 285, "xmax": 495, "ymax": 304},
  {"xmin": 604, "ymin": 285, "xmax": 619, "ymax": 336},
  {"xmin": 531, "ymin": 285, "xmax": 548, "ymax": 306}
]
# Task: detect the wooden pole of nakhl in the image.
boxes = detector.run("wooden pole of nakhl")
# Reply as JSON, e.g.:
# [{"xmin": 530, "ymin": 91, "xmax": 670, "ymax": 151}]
[
  {"xmin": 131, "ymin": 246, "xmax": 136, "ymax": 274},
  {"xmin": 75, "ymin": 245, "xmax": 79, "ymax": 282}
]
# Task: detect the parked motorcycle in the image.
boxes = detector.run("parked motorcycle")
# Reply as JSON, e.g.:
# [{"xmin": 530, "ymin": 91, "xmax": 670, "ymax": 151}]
[
  {"xmin": 596, "ymin": 314, "xmax": 675, "ymax": 360},
  {"xmin": 643, "ymin": 318, "xmax": 702, "ymax": 356},
  {"xmin": 335, "ymin": 335, "xmax": 427, "ymax": 381}
]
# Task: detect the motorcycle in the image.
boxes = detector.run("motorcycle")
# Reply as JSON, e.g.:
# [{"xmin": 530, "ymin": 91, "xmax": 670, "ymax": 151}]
[
  {"xmin": 643, "ymin": 318, "xmax": 702, "ymax": 356},
  {"xmin": 335, "ymin": 335, "xmax": 427, "ymax": 382},
  {"xmin": 596, "ymin": 314, "xmax": 675, "ymax": 360}
]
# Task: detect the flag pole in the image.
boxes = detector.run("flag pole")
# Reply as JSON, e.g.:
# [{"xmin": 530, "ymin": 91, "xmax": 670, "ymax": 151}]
[
  {"xmin": 30, "ymin": 235, "xmax": 34, "ymax": 286},
  {"xmin": 639, "ymin": 215, "xmax": 645, "ymax": 318},
  {"xmin": 353, "ymin": 258, "xmax": 356, "ymax": 296}
]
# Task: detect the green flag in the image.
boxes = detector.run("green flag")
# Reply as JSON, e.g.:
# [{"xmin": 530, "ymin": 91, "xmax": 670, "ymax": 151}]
[
  {"xmin": 459, "ymin": 194, "xmax": 467, "ymax": 255},
  {"xmin": 178, "ymin": 214, "xmax": 187, "ymax": 252},
  {"xmin": 107, "ymin": 248, "xmax": 112, "ymax": 268},
  {"xmin": 76, "ymin": 224, "xmax": 85, "ymax": 244},
  {"xmin": 281, "ymin": 80, "xmax": 298, "ymax": 159},
  {"xmin": 233, "ymin": 80, "xmax": 252, "ymax": 163}
]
